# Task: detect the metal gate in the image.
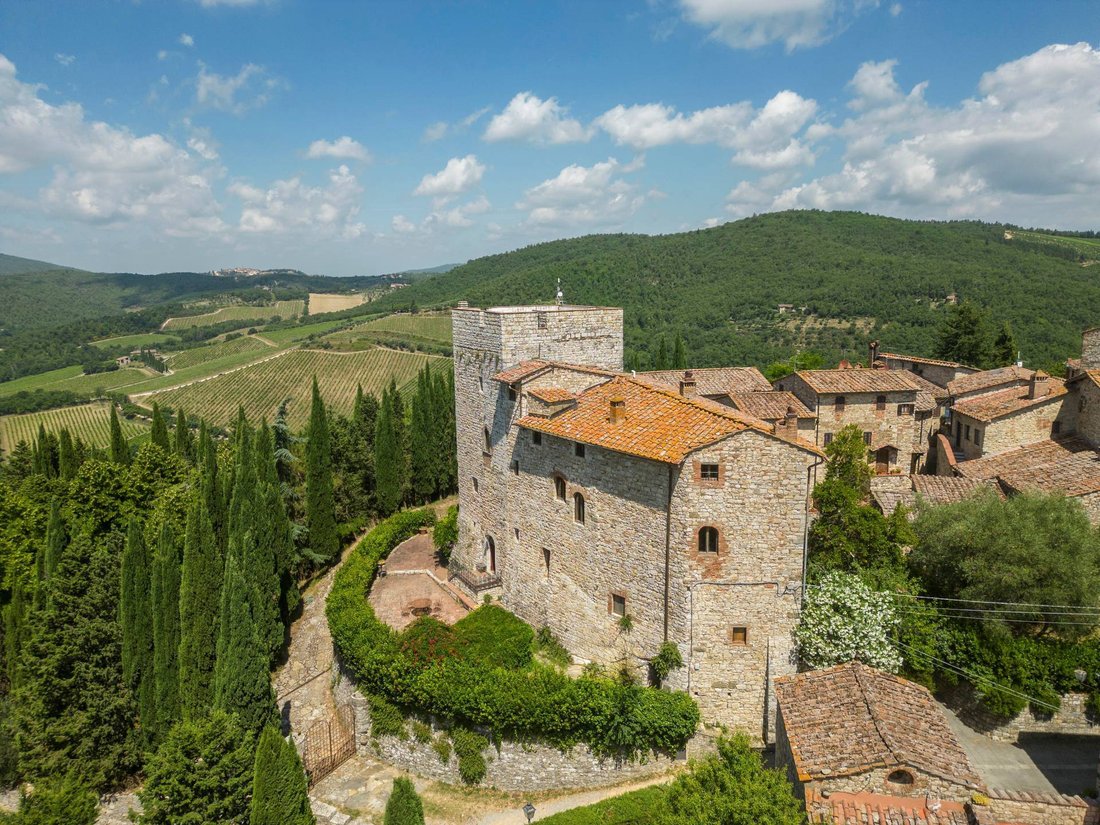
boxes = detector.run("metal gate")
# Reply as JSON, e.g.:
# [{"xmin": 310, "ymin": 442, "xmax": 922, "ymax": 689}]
[{"xmin": 302, "ymin": 705, "xmax": 356, "ymax": 787}]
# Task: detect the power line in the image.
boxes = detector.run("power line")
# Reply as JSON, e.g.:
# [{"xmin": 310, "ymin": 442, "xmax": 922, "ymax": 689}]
[
  {"xmin": 893, "ymin": 609, "xmax": 1100, "ymax": 627},
  {"xmin": 892, "ymin": 604, "xmax": 1100, "ymax": 618},
  {"xmin": 804, "ymin": 582, "xmax": 1100, "ymax": 613}
]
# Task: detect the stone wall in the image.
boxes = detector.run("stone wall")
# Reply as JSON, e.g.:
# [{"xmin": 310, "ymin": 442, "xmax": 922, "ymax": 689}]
[
  {"xmin": 941, "ymin": 683, "xmax": 1099, "ymax": 742},
  {"xmin": 1082, "ymin": 329, "xmax": 1100, "ymax": 371},
  {"xmin": 956, "ymin": 395, "xmax": 1071, "ymax": 459},
  {"xmin": 810, "ymin": 765, "xmax": 979, "ymax": 801},
  {"xmin": 880, "ymin": 356, "xmax": 974, "ymax": 389},
  {"xmin": 983, "ymin": 789, "xmax": 1100, "ymax": 825},
  {"xmin": 1075, "ymin": 379, "xmax": 1100, "ymax": 448}
]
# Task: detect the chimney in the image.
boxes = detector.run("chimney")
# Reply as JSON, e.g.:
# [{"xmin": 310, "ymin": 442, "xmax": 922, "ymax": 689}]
[
  {"xmin": 1028, "ymin": 370, "xmax": 1050, "ymax": 399},
  {"xmin": 609, "ymin": 397, "xmax": 626, "ymax": 425},
  {"xmin": 679, "ymin": 370, "xmax": 697, "ymax": 399},
  {"xmin": 869, "ymin": 340, "xmax": 879, "ymax": 367},
  {"xmin": 777, "ymin": 405, "xmax": 800, "ymax": 440}
]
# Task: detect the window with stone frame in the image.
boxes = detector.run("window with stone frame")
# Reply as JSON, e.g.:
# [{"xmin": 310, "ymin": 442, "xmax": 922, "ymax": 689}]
[
  {"xmin": 730, "ymin": 626, "xmax": 748, "ymax": 645},
  {"xmin": 834, "ymin": 395, "xmax": 846, "ymax": 412},
  {"xmin": 573, "ymin": 492, "xmax": 586, "ymax": 524},
  {"xmin": 897, "ymin": 403, "xmax": 914, "ymax": 416},
  {"xmin": 532, "ymin": 430, "xmax": 543, "ymax": 446},
  {"xmin": 700, "ymin": 463, "xmax": 720, "ymax": 481},
  {"xmin": 554, "ymin": 475, "xmax": 567, "ymax": 500},
  {"xmin": 698, "ymin": 526, "xmax": 719, "ymax": 553},
  {"xmin": 875, "ymin": 394, "xmax": 886, "ymax": 411},
  {"xmin": 610, "ymin": 593, "xmax": 626, "ymax": 617},
  {"xmin": 862, "ymin": 431, "xmax": 872, "ymax": 445},
  {"xmin": 574, "ymin": 442, "xmax": 586, "ymax": 458},
  {"xmin": 823, "ymin": 432, "xmax": 834, "ymax": 446}
]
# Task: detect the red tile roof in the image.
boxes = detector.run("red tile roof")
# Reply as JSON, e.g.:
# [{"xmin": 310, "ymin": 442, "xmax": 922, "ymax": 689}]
[
  {"xmin": 775, "ymin": 662, "xmax": 983, "ymax": 788},
  {"xmin": 785, "ymin": 368, "xmax": 922, "ymax": 395},
  {"xmin": 726, "ymin": 391, "xmax": 815, "ymax": 421},
  {"xmin": 947, "ymin": 365, "xmax": 1032, "ymax": 397},
  {"xmin": 516, "ymin": 374, "xmax": 820, "ymax": 464},
  {"xmin": 805, "ymin": 790, "xmax": 970, "ymax": 825},
  {"xmin": 638, "ymin": 367, "xmax": 771, "ymax": 396},
  {"xmin": 951, "ymin": 380, "xmax": 1066, "ymax": 422},
  {"xmin": 493, "ymin": 360, "xmax": 616, "ymax": 384},
  {"xmin": 528, "ymin": 386, "xmax": 576, "ymax": 403},
  {"xmin": 956, "ymin": 437, "xmax": 1100, "ymax": 497},
  {"xmin": 880, "ymin": 352, "xmax": 976, "ymax": 370}
]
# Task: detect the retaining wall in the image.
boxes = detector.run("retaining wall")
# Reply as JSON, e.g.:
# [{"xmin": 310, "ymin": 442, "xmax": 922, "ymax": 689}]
[{"xmin": 942, "ymin": 684, "xmax": 1099, "ymax": 742}]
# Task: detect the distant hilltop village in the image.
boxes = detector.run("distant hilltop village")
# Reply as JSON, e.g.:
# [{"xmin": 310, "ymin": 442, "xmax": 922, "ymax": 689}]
[
  {"xmin": 447, "ymin": 295, "xmax": 1100, "ymax": 745},
  {"xmin": 209, "ymin": 266, "xmax": 308, "ymax": 278}
]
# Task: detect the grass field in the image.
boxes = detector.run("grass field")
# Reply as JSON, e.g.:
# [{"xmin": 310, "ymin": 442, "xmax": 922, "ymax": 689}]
[
  {"xmin": 308, "ymin": 292, "xmax": 367, "ymax": 314},
  {"xmin": 352, "ymin": 311, "xmax": 452, "ymax": 343},
  {"xmin": 0, "ymin": 401, "xmax": 148, "ymax": 452},
  {"xmin": 161, "ymin": 300, "xmax": 305, "ymax": 330},
  {"xmin": 143, "ymin": 348, "xmax": 449, "ymax": 428},
  {"xmin": 88, "ymin": 332, "xmax": 179, "ymax": 351},
  {"xmin": 164, "ymin": 335, "xmax": 272, "ymax": 370}
]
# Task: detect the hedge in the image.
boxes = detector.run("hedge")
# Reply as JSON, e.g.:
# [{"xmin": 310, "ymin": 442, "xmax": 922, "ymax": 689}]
[{"xmin": 327, "ymin": 511, "xmax": 700, "ymax": 757}]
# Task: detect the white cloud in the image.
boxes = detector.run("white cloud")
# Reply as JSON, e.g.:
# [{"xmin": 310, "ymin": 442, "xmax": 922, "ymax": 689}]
[
  {"xmin": 187, "ymin": 133, "xmax": 219, "ymax": 161},
  {"xmin": 179, "ymin": 33, "xmax": 195, "ymax": 47},
  {"xmin": 677, "ymin": 0, "xmax": 880, "ymax": 51},
  {"xmin": 54, "ymin": 53, "xmax": 75, "ymax": 67},
  {"xmin": 195, "ymin": 62, "xmax": 279, "ymax": 114},
  {"xmin": 305, "ymin": 136, "xmax": 371, "ymax": 163},
  {"xmin": 517, "ymin": 158, "xmax": 647, "ymax": 228},
  {"xmin": 413, "ymin": 154, "xmax": 485, "ymax": 203},
  {"xmin": 392, "ymin": 214, "xmax": 417, "ymax": 234},
  {"xmin": 422, "ymin": 121, "xmax": 448, "ymax": 142},
  {"xmin": 229, "ymin": 164, "xmax": 365, "ymax": 239},
  {"xmin": 890, "ymin": 3, "xmax": 902, "ymax": 16},
  {"xmin": 157, "ymin": 49, "xmax": 169, "ymax": 61},
  {"xmin": 422, "ymin": 106, "xmax": 491, "ymax": 143},
  {"xmin": 391, "ymin": 196, "xmax": 491, "ymax": 236},
  {"xmin": 483, "ymin": 92, "xmax": 591, "ymax": 144}
]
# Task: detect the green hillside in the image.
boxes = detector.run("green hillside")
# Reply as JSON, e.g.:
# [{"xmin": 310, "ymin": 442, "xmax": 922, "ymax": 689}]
[
  {"xmin": 368, "ymin": 211, "xmax": 1100, "ymax": 371},
  {"xmin": 0, "ymin": 253, "xmax": 74, "ymax": 275}
]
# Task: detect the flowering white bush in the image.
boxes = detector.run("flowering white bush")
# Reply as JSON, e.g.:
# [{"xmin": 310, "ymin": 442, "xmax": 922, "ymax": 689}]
[{"xmin": 795, "ymin": 571, "xmax": 902, "ymax": 672}]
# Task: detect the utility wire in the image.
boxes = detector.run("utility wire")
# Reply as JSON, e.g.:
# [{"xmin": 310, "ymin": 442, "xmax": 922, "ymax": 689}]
[{"xmin": 893, "ymin": 609, "xmax": 1100, "ymax": 627}]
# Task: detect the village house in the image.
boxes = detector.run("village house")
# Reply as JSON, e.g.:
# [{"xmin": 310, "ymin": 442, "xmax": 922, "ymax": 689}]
[
  {"xmin": 876, "ymin": 349, "xmax": 978, "ymax": 388},
  {"xmin": 449, "ymin": 301, "xmax": 822, "ymax": 743}
]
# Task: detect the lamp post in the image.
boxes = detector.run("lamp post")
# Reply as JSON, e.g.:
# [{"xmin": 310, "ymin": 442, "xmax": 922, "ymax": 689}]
[{"xmin": 523, "ymin": 802, "xmax": 536, "ymax": 823}]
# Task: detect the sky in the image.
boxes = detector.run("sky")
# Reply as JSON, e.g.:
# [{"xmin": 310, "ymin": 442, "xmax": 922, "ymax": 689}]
[{"xmin": 0, "ymin": 1, "xmax": 1098, "ymax": 277}]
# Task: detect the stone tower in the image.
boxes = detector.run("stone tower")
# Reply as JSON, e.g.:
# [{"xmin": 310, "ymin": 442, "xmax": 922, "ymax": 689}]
[{"xmin": 449, "ymin": 303, "xmax": 624, "ymax": 583}]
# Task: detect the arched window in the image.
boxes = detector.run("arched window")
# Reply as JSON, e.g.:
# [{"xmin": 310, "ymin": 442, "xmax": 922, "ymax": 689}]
[
  {"xmin": 886, "ymin": 769, "xmax": 914, "ymax": 787},
  {"xmin": 698, "ymin": 526, "xmax": 719, "ymax": 553},
  {"xmin": 483, "ymin": 427, "xmax": 492, "ymax": 454},
  {"xmin": 554, "ymin": 476, "xmax": 567, "ymax": 501},
  {"xmin": 573, "ymin": 492, "xmax": 585, "ymax": 524},
  {"xmin": 483, "ymin": 535, "xmax": 496, "ymax": 573}
]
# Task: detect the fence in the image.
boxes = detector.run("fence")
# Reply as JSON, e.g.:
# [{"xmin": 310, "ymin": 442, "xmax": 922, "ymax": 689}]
[{"xmin": 302, "ymin": 704, "xmax": 356, "ymax": 787}]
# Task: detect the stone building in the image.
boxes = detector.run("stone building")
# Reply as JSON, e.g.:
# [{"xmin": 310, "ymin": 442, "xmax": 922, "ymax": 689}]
[
  {"xmin": 773, "ymin": 367, "xmax": 934, "ymax": 473},
  {"xmin": 877, "ymin": 350, "xmax": 978, "ymax": 389},
  {"xmin": 947, "ymin": 371, "xmax": 1071, "ymax": 460},
  {"xmin": 449, "ymin": 302, "xmax": 821, "ymax": 743}
]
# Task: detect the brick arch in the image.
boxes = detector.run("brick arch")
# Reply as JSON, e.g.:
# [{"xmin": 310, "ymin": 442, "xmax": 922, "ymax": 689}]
[{"xmin": 693, "ymin": 525, "xmax": 727, "ymax": 555}]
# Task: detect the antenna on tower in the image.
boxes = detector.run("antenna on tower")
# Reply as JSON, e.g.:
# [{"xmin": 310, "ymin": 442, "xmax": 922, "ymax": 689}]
[{"xmin": 555, "ymin": 277, "xmax": 564, "ymax": 307}]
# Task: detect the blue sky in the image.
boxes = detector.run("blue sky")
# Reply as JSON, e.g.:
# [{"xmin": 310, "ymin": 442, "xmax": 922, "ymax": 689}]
[{"xmin": 1, "ymin": 1, "xmax": 1098, "ymax": 276}]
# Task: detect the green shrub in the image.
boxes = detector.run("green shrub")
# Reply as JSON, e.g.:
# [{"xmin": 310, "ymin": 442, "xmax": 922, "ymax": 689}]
[
  {"xmin": 454, "ymin": 605, "xmax": 534, "ymax": 670},
  {"xmin": 539, "ymin": 786, "xmax": 669, "ymax": 824},
  {"xmin": 369, "ymin": 694, "xmax": 408, "ymax": 740},
  {"xmin": 327, "ymin": 511, "xmax": 699, "ymax": 758},
  {"xmin": 432, "ymin": 506, "xmax": 458, "ymax": 565},
  {"xmin": 383, "ymin": 777, "xmax": 424, "ymax": 825},
  {"xmin": 450, "ymin": 727, "xmax": 488, "ymax": 785},
  {"xmin": 400, "ymin": 617, "xmax": 458, "ymax": 667},
  {"xmin": 432, "ymin": 735, "xmax": 452, "ymax": 765},
  {"xmin": 535, "ymin": 626, "xmax": 572, "ymax": 669},
  {"xmin": 651, "ymin": 642, "xmax": 683, "ymax": 683},
  {"xmin": 411, "ymin": 721, "xmax": 432, "ymax": 744},
  {"xmin": 16, "ymin": 768, "xmax": 98, "ymax": 825}
]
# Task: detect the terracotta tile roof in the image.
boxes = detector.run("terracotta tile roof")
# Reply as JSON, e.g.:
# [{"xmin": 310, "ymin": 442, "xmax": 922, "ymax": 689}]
[
  {"xmin": 880, "ymin": 352, "xmax": 976, "ymax": 370},
  {"xmin": 956, "ymin": 437, "xmax": 1100, "ymax": 497},
  {"xmin": 805, "ymin": 790, "xmax": 970, "ymax": 825},
  {"xmin": 903, "ymin": 371, "xmax": 950, "ymax": 411},
  {"xmin": 516, "ymin": 375, "xmax": 820, "ymax": 464},
  {"xmin": 951, "ymin": 380, "xmax": 1066, "ymax": 423},
  {"xmin": 786, "ymin": 368, "xmax": 922, "ymax": 395},
  {"xmin": 726, "ymin": 391, "xmax": 815, "ymax": 421},
  {"xmin": 775, "ymin": 662, "xmax": 983, "ymax": 788},
  {"xmin": 912, "ymin": 475, "xmax": 1002, "ymax": 504},
  {"xmin": 638, "ymin": 367, "xmax": 771, "ymax": 396},
  {"xmin": 869, "ymin": 475, "xmax": 917, "ymax": 515},
  {"xmin": 493, "ymin": 360, "xmax": 617, "ymax": 385},
  {"xmin": 1067, "ymin": 368, "xmax": 1100, "ymax": 388},
  {"xmin": 528, "ymin": 386, "xmax": 576, "ymax": 403},
  {"xmin": 947, "ymin": 366, "xmax": 1032, "ymax": 398}
]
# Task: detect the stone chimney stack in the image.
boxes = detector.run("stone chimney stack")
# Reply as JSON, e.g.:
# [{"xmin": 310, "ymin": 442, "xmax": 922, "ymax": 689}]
[
  {"xmin": 609, "ymin": 397, "xmax": 626, "ymax": 425},
  {"xmin": 778, "ymin": 405, "xmax": 800, "ymax": 440},
  {"xmin": 679, "ymin": 370, "xmax": 697, "ymax": 399},
  {"xmin": 1028, "ymin": 370, "xmax": 1050, "ymax": 400},
  {"xmin": 869, "ymin": 340, "xmax": 879, "ymax": 367}
]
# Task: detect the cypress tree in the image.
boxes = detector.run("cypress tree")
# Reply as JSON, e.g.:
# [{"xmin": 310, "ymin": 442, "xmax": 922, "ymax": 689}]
[
  {"xmin": 173, "ymin": 408, "xmax": 194, "ymax": 461},
  {"xmin": 4, "ymin": 578, "xmax": 28, "ymax": 693},
  {"xmin": 57, "ymin": 429, "xmax": 76, "ymax": 481},
  {"xmin": 214, "ymin": 553, "xmax": 276, "ymax": 736},
  {"xmin": 305, "ymin": 377, "xmax": 338, "ymax": 562},
  {"xmin": 249, "ymin": 725, "xmax": 314, "ymax": 825},
  {"xmin": 655, "ymin": 336, "xmax": 669, "ymax": 370},
  {"xmin": 992, "ymin": 321, "xmax": 1019, "ymax": 368},
  {"xmin": 383, "ymin": 777, "xmax": 425, "ymax": 825},
  {"xmin": 409, "ymin": 367, "xmax": 435, "ymax": 504},
  {"xmin": 109, "ymin": 404, "xmax": 129, "ymax": 465},
  {"xmin": 120, "ymin": 518, "xmax": 156, "ymax": 748},
  {"xmin": 353, "ymin": 386, "xmax": 378, "ymax": 505},
  {"xmin": 41, "ymin": 498, "xmax": 65, "ymax": 602},
  {"xmin": 150, "ymin": 403, "xmax": 170, "ymax": 451},
  {"xmin": 388, "ymin": 378, "xmax": 409, "ymax": 503},
  {"xmin": 247, "ymin": 422, "xmax": 286, "ymax": 662},
  {"xmin": 374, "ymin": 385, "xmax": 402, "ymax": 517},
  {"xmin": 151, "ymin": 521, "xmax": 182, "ymax": 742},
  {"xmin": 672, "ymin": 332, "xmax": 687, "ymax": 370},
  {"xmin": 200, "ymin": 423, "xmax": 226, "ymax": 551},
  {"xmin": 437, "ymin": 370, "xmax": 457, "ymax": 494},
  {"xmin": 177, "ymin": 495, "xmax": 221, "ymax": 721}
]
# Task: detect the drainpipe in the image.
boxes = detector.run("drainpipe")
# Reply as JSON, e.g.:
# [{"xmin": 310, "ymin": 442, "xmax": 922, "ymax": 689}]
[
  {"xmin": 663, "ymin": 464, "xmax": 674, "ymax": 642},
  {"xmin": 801, "ymin": 455, "xmax": 826, "ymax": 608}
]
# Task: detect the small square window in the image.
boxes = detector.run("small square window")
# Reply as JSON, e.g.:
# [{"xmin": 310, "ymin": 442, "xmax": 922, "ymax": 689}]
[
  {"xmin": 700, "ymin": 463, "xmax": 719, "ymax": 481},
  {"xmin": 472, "ymin": 477, "xmax": 479, "ymax": 493},
  {"xmin": 862, "ymin": 431, "xmax": 872, "ymax": 445},
  {"xmin": 611, "ymin": 594, "xmax": 626, "ymax": 617},
  {"xmin": 575, "ymin": 442, "xmax": 586, "ymax": 458},
  {"xmin": 537, "ymin": 312, "xmax": 548, "ymax": 330},
  {"xmin": 730, "ymin": 626, "xmax": 748, "ymax": 645},
  {"xmin": 897, "ymin": 403, "xmax": 914, "ymax": 416},
  {"xmin": 823, "ymin": 432, "xmax": 834, "ymax": 446},
  {"xmin": 507, "ymin": 386, "xmax": 517, "ymax": 402},
  {"xmin": 532, "ymin": 431, "xmax": 542, "ymax": 446}
]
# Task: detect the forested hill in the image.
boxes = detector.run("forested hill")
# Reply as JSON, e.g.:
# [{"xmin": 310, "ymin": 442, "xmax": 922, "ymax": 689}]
[
  {"xmin": 372, "ymin": 211, "xmax": 1100, "ymax": 371},
  {"xmin": 0, "ymin": 253, "xmax": 75, "ymax": 276}
]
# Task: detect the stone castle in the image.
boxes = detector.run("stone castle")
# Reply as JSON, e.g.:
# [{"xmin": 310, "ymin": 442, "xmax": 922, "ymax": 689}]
[{"xmin": 449, "ymin": 301, "xmax": 821, "ymax": 742}]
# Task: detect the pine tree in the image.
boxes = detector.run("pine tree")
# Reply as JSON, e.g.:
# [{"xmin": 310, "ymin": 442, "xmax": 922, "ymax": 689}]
[
  {"xmin": 173, "ymin": 408, "xmax": 194, "ymax": 461},
  {"xmin": 992, "ymin": 321, "xmax": 1019, "ymax": 367},
  {"xmin": 373, "ymin": 385, "xmax": 403, "ymax": 517},
  {"xmin": 249, "ymin": 725, "xmax": 314, "ymax": 825},
  {"xmin": 109, "ymin": 404, "xmax": 130, "ymax": 465},
  {"xmin": 935, "ymin": 301, "xmax": 992, "ymax": 368},
  {"xmin": 151, "ymin": 521, "xmax": 182, "ymax": 743},
  {"xmin": 177, "ymin": 495, "xmax": 221, "ymax": 721},
  {"xmin": 214, "ymin": 553, "xmax": 276, "ymax": 736},
  {"xmin": 57, "ymin": 428, "xmax": 76, "ymax": 481},
  {"xmin": 672, "ymin": 332, "xmax": 687, "ymax": 370},
  {"xmin": 305, "ymin": 377, "xmax": 338, "ymax": 562},
  {"xmin": 150, "ymin": 403, "xmax": 170, "ymax": 451},
  {"xmin": 383, "ymin": 777, "xmax": 425, "ymax": 825},
  {"xmin": 120, "ymin": 518, "xmax": 156, "ymax": 749}
]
